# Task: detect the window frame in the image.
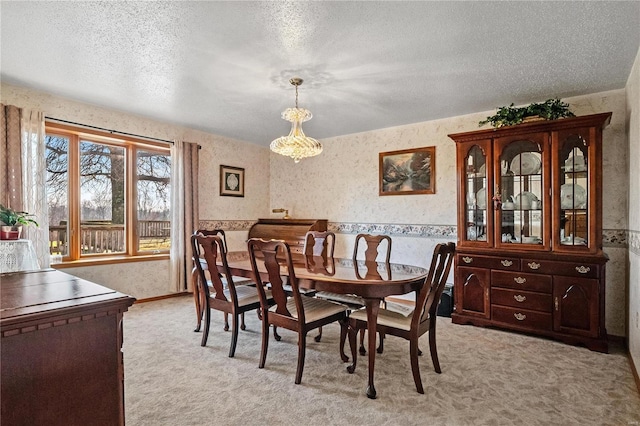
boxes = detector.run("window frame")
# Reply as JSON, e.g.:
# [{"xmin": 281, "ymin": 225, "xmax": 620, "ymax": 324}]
[{"xmin": 45, "ymin": 122, "xmax": 171, "ymax": 264}]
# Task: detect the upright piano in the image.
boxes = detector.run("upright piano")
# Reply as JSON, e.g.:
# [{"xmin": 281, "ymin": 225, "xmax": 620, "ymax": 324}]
[{"xmin": 248, "ymin": 218, "xmax": 328, "ymax": 260}]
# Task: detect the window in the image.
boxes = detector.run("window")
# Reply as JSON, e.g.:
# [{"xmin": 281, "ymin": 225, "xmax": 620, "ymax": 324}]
[{"xmin": 46, "ymin": 123, "xmax": 171, "ymax": 262}]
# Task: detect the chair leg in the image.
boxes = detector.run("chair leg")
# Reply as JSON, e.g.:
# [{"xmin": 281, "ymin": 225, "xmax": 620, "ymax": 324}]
[
  {"xmin": 295, "ymin": 332, "xmax": 307, "ymax": 384},
  {"xmin": 240, "ymin": 312, "xmax": 246, "ymax": 331},
  {"xmin": 338, "ymin": 320, "xmax": 349, "ymax": 362},
  {"xmin": 201, "ymin": 306, "xmax": 210, "ymax": 347},
  {"xmin": 376, "ymin": 331, "xmax": 385, "ymax": 354},
  {"xmin": 224, "ymin": 312, "xmax": 229, "ymax": 331},
  {"xmin": 192, "ymin": 269, "xmax": 202, "ymax": 332},
  {"xmin": 410, "ymin": 338, "xmax": 424, "ymax": 394},
  {"xmin": 259, "ymin": 313, "xmax": 269, "ymax": 369},
  {"xmin": 315, "ymin": 326, "xmax": 323, "ymax": 342},
  {"xmin": 429, "ymin": 322, "xmax": 441, "ymax": 374},
  {"xmin": 346, "ymin": 321, "xmax": 358, "ymax": 374},
  {"xmin": 273, "ymin": 325, "xmax": 281, "ymax": 341},
  {"xmin": 229, "ymin": 313, "xmax": 239, "ymax": 358},
  {"xmin": 359, "ymin": 329, "xmax": 367, "ymax": 355}
]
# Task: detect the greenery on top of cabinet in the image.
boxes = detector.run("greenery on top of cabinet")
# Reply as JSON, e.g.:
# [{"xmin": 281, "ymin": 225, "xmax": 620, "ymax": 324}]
[{"xmin": 479, "ymin": 98, "xmax": 575, "ymax": 128}]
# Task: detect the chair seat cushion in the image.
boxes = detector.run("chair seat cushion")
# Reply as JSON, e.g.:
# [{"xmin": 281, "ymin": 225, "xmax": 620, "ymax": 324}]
[
  {"xmin": 270, "ymin": 296, "xmax": 347, "ymax": 324},
  {"xmin": 315, "ymin": 291, "xmax": 364, "ymax": 307},
  {"xmin": 282, "ymin": 283, "xmax": 316, "ymax": 296},
  {"xmin": 221, "ymin": 276, "xmax": 254, "ymax": 287},
  {"xmin": 221, "ymin": 285, "xmax": 270, "ymax": 308},
  {"xmin": 350, "ymin": 307, "xmax": 414, "ymax": 331}
]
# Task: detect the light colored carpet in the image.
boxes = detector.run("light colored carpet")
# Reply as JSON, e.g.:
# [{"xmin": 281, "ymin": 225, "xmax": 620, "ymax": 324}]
[{"xmin": 123, "ymin": 296, "xmax": 640, "ymax": 426}]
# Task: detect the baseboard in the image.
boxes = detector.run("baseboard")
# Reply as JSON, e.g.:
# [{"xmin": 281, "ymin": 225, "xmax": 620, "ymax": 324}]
[
  {"xmin": 630, "ymin": 351, "xmax": 640, "ymax": 395},
  {"xmin": 135, "ymin": 291, "xmax": 191, "ymax": 304},
  {"xmin": 607, "ymin": 334, "xmax": 626, "ymax": 347}
]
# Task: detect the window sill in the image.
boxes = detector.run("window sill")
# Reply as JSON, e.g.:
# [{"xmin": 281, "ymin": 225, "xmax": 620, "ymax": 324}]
[{"xmin": 52, "ymin": 253, "xmax": 169, "ymax": 268}]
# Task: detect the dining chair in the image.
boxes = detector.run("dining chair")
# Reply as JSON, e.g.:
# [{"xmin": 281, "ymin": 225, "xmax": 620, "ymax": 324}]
[
  {"xmin": 346, "ymin": 242, "xmax": 456, "ymax": 394},
  {"xmin": 247, "ymin": 238, "xmax": 350, "ymax": 384},
  {"xmin": 300, "ymin": 231, "xmax": 339, "ymax": 342},
  {"xmin": 316, "ymin": 233, "xmax": 392, "ymax": 349},
  {"xmin": 192, "ymin": 229, "xmax": 253, "ymax": 333},
  {"xmin": 191, "ymin": 233, "xmax": 273, "ymax": 357}
]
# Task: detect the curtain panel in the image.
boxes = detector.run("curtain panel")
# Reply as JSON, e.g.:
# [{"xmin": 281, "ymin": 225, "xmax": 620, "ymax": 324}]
[
  {"xmin": 169, "ymin": 140, "xmax": 199, "ymax": 293},
  {"xmin": 1, "ymin": 104, "xmax": 23, "ymax": 208},
  {"xmin": 0, "ymin": 104, "xmax": 49, "ymax": 268},
  {"xmin": 20, "ymin": 110, "xmax": 49, "ymax": 268}
]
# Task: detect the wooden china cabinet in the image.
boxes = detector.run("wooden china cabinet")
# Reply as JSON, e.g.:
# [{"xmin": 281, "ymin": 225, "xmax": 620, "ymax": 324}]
[{"xmin": 448, "ymin": 112, "xmax": 611, "ymax": 353}]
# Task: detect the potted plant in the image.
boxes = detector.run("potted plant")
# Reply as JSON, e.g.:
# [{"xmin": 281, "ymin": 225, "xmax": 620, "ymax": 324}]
[
  {"xmin": 0, "ymin": 204, "xmax": 39, "ymax": 240},
  {"xmin": 479, "ymin": 98, "xmax": 575, "ymax": 128}
]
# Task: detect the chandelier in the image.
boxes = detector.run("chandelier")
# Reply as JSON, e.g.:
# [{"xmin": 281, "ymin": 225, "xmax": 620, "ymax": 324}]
[{"xmin": 270, "ymin": 77, "xmax": 322, "ymax": 163}]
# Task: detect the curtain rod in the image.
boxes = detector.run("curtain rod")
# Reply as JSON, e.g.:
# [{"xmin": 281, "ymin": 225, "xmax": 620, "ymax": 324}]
[{"xmin": 45, "ymin": 116, "xmax": 174, "ymax": 145}]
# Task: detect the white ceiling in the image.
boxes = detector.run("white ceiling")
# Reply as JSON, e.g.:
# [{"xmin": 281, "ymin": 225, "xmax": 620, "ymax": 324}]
[{"xmin": 2, "ymin": 1, "xmax": 639, "ymax": 147}]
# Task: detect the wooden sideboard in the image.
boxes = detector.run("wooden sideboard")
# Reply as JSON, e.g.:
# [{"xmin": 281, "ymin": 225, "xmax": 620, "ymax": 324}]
[{"xmin": 1, "ymin": 269, "xmax": 136, "ymax": 425}]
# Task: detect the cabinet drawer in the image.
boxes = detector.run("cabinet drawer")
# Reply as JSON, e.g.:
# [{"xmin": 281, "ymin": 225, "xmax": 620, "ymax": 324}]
[
  {"xmin": 521, "ymin": 259, "xmax": 599, "ymax": 278},
  {"xmin": 457, "ymin": 254, "xmax": 520, "ymax": 271},
  {"xmin": 491, "ymin": 270, "xmax": 552, "ymax": 293},
  {"xmin": 491, "ymin": 306, "xmax": 552, "ymax": 331},
  {"xmin": 491, "ymin": 288, "xmax": 552, "ymax": 312}
]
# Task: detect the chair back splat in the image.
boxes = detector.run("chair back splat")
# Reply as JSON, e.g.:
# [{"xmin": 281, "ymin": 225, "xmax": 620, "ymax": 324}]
[
  {"xmin": 415, "ymin": 242, "xmax": 456, "ymax": 328},
  {"xmin": 303, "ymin": 230, "xmax": 336, "ymax": 257},
  {"xmin": 192, "ymin": 234, "xmax": 229, "ymax": 304},
  {"xmin": 353, "ymin": 233, "xmax": 392, "ymax": 263},
  {"xmin": 255, "ymin": 240, "xmax": 298, "ymax": 318}
]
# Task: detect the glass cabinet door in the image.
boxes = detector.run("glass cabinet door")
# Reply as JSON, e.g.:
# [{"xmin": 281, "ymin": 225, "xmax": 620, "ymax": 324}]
[
  {"xmin": 463, "ymin": 144, "xmax": 490, "ymax": 244},
  {"xmin": 556, "ymin": 131, "xmax": 590, "ymax": 249},
  {"xmin": 494, "ymin": 134, "xmax": 548, "ymax": 249}
]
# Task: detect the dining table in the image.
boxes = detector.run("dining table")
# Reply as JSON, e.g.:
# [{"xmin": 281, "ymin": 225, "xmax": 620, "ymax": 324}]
[{"xmin": 217, "ymin": 252, "xmax": 429, "ymax": 399}]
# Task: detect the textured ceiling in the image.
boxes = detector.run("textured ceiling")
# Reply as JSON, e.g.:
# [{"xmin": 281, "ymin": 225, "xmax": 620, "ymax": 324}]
[{"xmin": 1, "ymin": 1, "xmax": 639, "ymax": 146}]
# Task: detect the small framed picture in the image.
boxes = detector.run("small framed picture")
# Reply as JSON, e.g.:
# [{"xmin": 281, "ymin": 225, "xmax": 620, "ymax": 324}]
[
  {"xmin": 220, "ymin": 165, "xmax": 244, "ymax": 197},
  {"xmin": 379, "ymin": 146, "xmax": 436, "ymax": 196}
]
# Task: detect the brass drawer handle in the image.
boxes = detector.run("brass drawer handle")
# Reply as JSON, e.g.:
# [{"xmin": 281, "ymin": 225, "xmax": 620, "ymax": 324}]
[
  {"xmin": 462, "ymin": 256, "xmax": 473, "ymax": 264},
  {"xmin": 514, "ymin": 313, "xmax": 526, "ymax": 321},
  {"xmin": 514, "ymin": 277, "xmax": 526, "ymax": 284},
  {"xmin": 527, "ymin": 262, "xmax": 540, "ymax": 270},
  {"xmin": 575, "ymin": 266, "xmax": 591, "ymax": 274},
  {"xmin": 501, "ymin": 260, "xmax": 513, "ymax": 267},
  {"xmin": 555, "ymin": 297, "xmax": 559, "ymax": 311},
  {"xmin": 514, "ymin": 294, "xmax": 526, "ymax": 302}
]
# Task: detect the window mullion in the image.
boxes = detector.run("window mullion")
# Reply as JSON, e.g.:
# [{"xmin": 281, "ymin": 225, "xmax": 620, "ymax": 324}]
[
  {"xmin": 127, "ymin": 145, "xmax": 137, "ymax": 255},
  {"xmin": 69, "ymin": 135, "xmax": 81, "ymax": 260}
]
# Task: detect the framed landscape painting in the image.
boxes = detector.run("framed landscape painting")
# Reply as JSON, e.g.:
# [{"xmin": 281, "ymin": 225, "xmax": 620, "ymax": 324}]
[
  {"xmin": 379, "ymin": 146, "xmax": 435, "ymax": 196},
  {"xmin": 220, "ymin": 165, "xmax": 244, "ymax": 197}
]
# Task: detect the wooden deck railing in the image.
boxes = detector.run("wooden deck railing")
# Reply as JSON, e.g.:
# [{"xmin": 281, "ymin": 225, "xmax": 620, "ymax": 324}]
[{"xmin": 49, "ymin": 220, "xmax": 171, "ymax": 254}]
